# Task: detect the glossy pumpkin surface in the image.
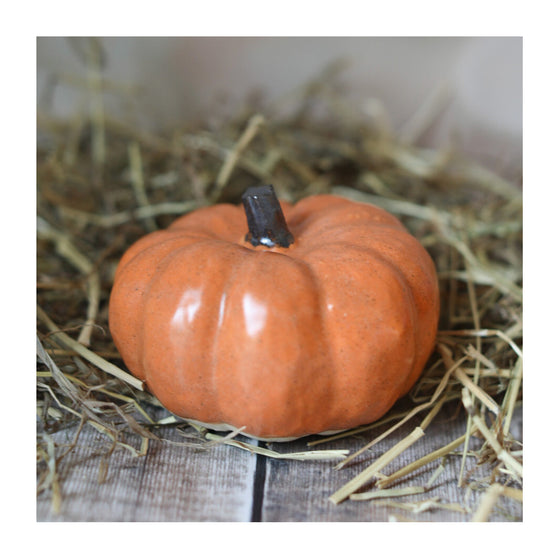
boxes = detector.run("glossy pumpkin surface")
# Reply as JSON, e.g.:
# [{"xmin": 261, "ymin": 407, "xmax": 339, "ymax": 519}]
[{"xmin": 109, "ymin": 188, "xmax": 439, "ymax": 440}]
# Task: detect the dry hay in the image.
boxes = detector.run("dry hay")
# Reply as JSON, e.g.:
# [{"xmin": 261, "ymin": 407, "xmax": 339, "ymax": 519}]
[{"xmin": 37, "ymin": 40, "xmax": 522, "ymax": 521}]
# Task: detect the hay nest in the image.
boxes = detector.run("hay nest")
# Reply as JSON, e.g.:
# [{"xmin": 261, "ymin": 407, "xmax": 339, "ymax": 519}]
[{"xmin": 37, "ymin": 45, "xmax": 522, "ymax": 520}]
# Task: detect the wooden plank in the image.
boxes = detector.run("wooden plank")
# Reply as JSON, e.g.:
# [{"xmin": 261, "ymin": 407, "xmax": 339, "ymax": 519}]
[
  {"xmin": 37, "ymin": 408, "xmax": 522, "ymax": 522},
  {"xmin": 259, "ymin": 409, "xmax": 523, "ymax": 522},
  {"xmin": 37, "ymin": 424, "xmax": 257, "ymax": 522}
]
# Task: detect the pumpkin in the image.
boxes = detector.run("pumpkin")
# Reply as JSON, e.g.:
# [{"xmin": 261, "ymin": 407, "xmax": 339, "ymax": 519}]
[{"xmin": 109, "ymin": 185, "xmax": 439, "ymax": 440}]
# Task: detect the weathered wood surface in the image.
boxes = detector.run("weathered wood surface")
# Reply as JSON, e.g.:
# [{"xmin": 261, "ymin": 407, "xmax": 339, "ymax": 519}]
[
  {"xmin": 37, "ymin": 406, "xmax": 522, "ymax": 522},
  {"xmin": 37, "ymin": 427, "xmax": 256, "ymax": 522}
]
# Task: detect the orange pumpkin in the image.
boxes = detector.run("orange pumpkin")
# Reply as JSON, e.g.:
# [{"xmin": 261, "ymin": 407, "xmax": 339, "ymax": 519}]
[{"xmin": 109, "ymin": 185, "xmax": 439, "ymax": 440}]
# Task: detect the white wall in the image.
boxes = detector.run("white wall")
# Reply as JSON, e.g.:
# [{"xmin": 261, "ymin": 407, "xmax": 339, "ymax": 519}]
[{"xmin": 37, "ymin": 37, "xmax": 522, "ymax": 172}]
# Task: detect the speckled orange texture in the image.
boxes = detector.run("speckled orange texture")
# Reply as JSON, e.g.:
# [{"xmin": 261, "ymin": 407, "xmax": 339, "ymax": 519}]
[{"xmin": 109, "ymin": 195, "xmax": 440, "ymax": 439}]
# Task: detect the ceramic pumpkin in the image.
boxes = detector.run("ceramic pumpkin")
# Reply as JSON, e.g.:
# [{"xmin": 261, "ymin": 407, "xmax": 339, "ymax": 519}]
[{"xmin": 109, "ymin": 185, "xmax": 439, "ymax": 440}]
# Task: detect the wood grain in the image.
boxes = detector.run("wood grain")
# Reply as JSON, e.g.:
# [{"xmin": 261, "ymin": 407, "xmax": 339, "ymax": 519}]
[
  {"xmin": 37, "ymin": 407, "xmax": 522, "ymax": 522},
  {"xmin": 260, "ymin": 411, "xmax": 522, "ymax": 521},
  {"xmin": 37, "ymin": 425, "xmax": 257, "ymax": 522}
]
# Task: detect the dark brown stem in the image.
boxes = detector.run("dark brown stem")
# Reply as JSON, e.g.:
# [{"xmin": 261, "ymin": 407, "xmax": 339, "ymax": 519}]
[{"xmin": 242, "ymin": 185, "xmax": 294, "ymax": 248}]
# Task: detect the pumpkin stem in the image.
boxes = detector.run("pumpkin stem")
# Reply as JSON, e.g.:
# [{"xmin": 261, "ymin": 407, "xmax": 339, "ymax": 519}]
[{"xmin": 242, "ymin": 185, "xmax": 294, "ymax": 248}]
